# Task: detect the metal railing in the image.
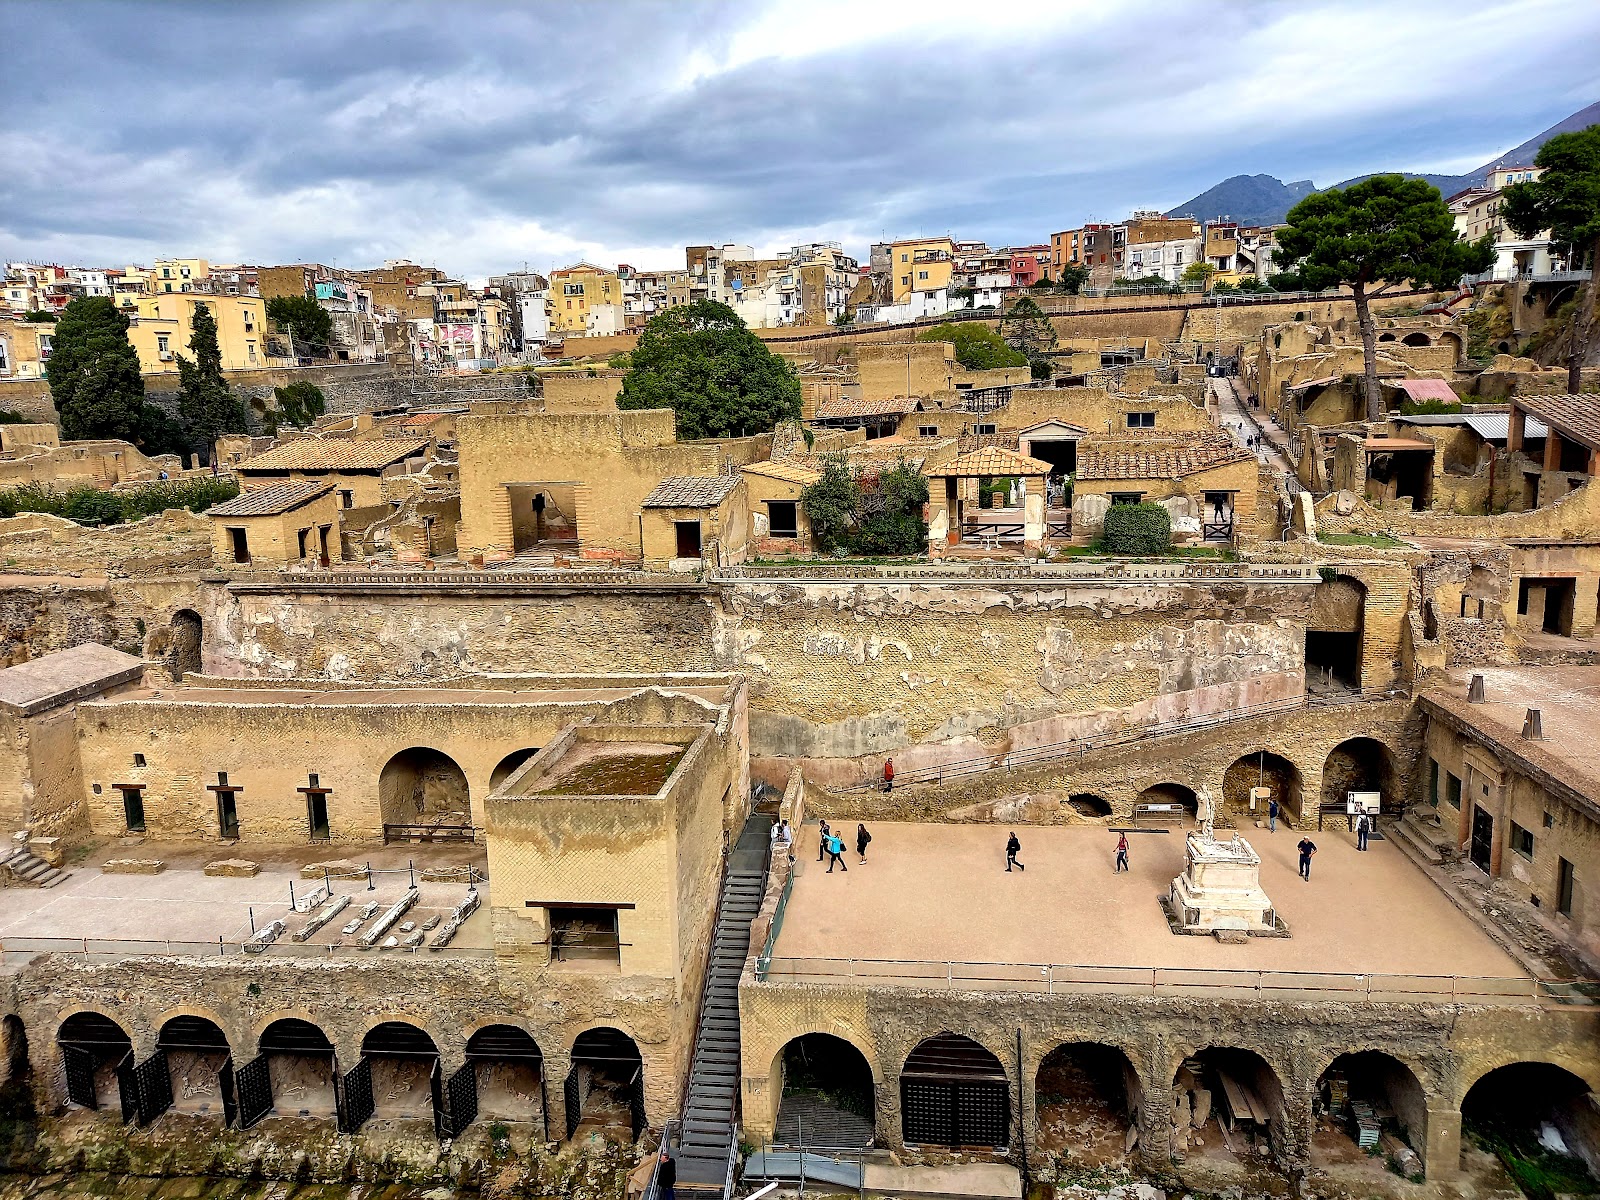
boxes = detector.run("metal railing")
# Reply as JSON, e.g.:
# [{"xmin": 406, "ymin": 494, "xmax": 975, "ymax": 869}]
[
  {"xmin": 717, "ymin": 560, "xmax": 1322, "ymax": 584},
  {"xmin": 755, "ymin": 956, "xmax": 1595, "ymax": 1004},
  {"xmin": 836, "ymin": 688, "xmax": 1404, "ymax": 792}
]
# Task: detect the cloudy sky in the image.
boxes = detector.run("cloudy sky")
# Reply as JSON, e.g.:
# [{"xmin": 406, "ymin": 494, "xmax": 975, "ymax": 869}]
[{"xmin": 2, "ymin": 0, "xmax": 1597, "ymax": 282}]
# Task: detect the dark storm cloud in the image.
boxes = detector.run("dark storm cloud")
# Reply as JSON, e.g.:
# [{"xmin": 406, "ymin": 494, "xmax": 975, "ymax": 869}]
[{"xmin": 2, "ymin": 0, "xmax": 1597, "ymax": 277}]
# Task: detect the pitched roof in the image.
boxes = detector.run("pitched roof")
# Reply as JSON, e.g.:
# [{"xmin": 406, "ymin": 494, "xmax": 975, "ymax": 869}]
[
  {"xmin": 1396, "ymin": 378, "xmax": 1462, "ymax": 405},
  {"xmin": 0, "ymin": 643, "xmax": 145, "ymax": 716},
  {"xmin": 1018, "ymin": 419, "xmax": 1090, "ymax": 438},
  {"xmin": 1076, "ymin": 435, "xmax": 1252, "ymax": 481},
  {"xmin": 929, "ymin": 446, "xmax": 1052, "ymax": 477},
  {"xmin": 207, "ymin": 481, "xmax": 333, "ymax": 517},
  {"xmin": 641, "ymin": 475, "xmax": 741, "ymax": 508},
  {"xmin": 813, "ymin": 395, "xmax": 920, "ymax": 420},
  {"xmin": 742, "ymin": 460, "xmax": 822, "ymax": 486},
  {"xmin": 1460, "ymin": 413, "xmax": 1547, "ymax": 442},
  {"xmin": 235, "ymin": 436, "xmax": 431, "ymax": 472},
  {"xmin": 1514, "ymin": 394, "xmax": 1600, "ymax": 452}
]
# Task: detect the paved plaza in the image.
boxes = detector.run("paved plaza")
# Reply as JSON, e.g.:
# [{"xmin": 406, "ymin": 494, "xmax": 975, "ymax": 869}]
[{"xmin": 772, "ymin": 820, "xmax": 1522, "ymax": 980}]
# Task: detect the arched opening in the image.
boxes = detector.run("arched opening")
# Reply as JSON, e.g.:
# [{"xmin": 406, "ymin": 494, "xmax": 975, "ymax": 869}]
[
  {"xmin": 170, "ymin": 609, "xmax": 202, "ymax": 680},
  {"xmin": 490, "ymin": 748, "xmax": 541, "ymax": 793},
  {"xmin": 1066, "ymin": 793, "xmax": 1112, "ymax": 819},
  {"xmin": 1174, "ymin": 1048, "xmax": 1287, "ymax": 1167},
  {"xmin": 57, "ymin": 1012, "xmax": 133, "ymax": 1112},
  {"xmin": 466, "ymin": 1025, "xmax": 545, "ymax": 1134},
  {"xmin": 773, "ymin": 1033, "xmax": 874, "ymax": 1149},
  {"xmin": 157, "ymin": 1016, "xmax": 232, "ymax": 1117},
  {"xmin": 257, "ymin": 1018, "xmax": 337, "ymax": 1119},
  {"xmin": 1321, "ymin": 738, "xmax": 1398, "ymax": 815},
  {"xmin": 1401, "ymin": 332, "xmax": 1431, "ymax": 347},
  {"xmin": 1313, "ymin": 1052, "xmax": 1426, "ymax": 1177},
  {"xmin": 1497, "ymin": 340, "xmax": 1513, "ymax": 355},
  {"xmin": 567, "ymin": 1027, "xmax": 644, "ymax": 1142},
  {"xmin": 1223, "ymin": 752, "xmax": 1304, "ymax": 823},
  {"xmin": 1035, "ymin": 1042, "xmax": 1141, "ymax": 1165},
  {"xmin": 901, "ymin": 1033, "xmax": 1010, "ymax": 1150},
  {"xmin": 1377, "ymin": 332, "xmax": 1397, "ymax": 342},
  {"xmin": 378, "ymin": 747, "xmax": 471, "ymax": 842},
  {"xmin": 1462, "ymin": 1063, "xmax": 1599, "ymax": 1191},
  {"xmin": 1307, "ymin": 574, "xmax": 1366, "ymax": 692},
  {"xmin": 360, "ymin": 1022, "xmax": 440, "ymax": 1121},
  {"xmin": 1136, "ymin": 782, "xmax": 1198, "ymax": 820},
  {"xmin": 2, "ymin": 1014, "xmax": 28, "ymax": 1085}
]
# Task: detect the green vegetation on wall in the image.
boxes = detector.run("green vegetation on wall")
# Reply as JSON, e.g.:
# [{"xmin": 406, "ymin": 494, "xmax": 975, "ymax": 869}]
[{"xmin": 0, "ymin": 476, "xmax": 239, "ymax": 526}]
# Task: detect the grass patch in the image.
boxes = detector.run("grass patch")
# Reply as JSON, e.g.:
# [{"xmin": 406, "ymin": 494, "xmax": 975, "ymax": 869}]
[
  {"xmin": 1319, "ymin": 531, "xmax": 1407, "ymax": 548},
  {"xmin": 1468, "ymin": 1122, "xmax": 1599, "ymax": 1200}
]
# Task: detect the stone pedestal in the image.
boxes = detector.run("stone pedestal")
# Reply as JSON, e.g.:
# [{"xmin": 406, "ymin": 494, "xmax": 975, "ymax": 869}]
[{"xmin": 1169, "ymin": 832, "xmax": 1276, "ymax": 935}]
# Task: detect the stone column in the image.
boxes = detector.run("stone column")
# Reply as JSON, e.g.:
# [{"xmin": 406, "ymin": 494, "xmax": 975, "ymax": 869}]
[
  {"xmin": 1422, "ymin": 1105, "xmax": 1462, "ymax": 1180},
  {"xmin": 543, "ymin": 1047, "xmax": 572, "ymax": 1141},
  {"xmin": 1572, "ymin": 572, "xmax": 1599, "ymax": 639}
]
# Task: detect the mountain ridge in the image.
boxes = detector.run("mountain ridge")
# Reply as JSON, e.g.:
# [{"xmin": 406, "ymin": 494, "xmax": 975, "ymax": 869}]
[{"xmin": 1164, "ymin": 99, "xmax": 1600, "ymax": 226}]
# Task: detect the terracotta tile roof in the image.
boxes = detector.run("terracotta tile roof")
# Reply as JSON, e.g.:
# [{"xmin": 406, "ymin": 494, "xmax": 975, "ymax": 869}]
[
  {"xmin": 235, "ymin": 436, "xmax": 432, "ymax": 472},
  {"xmin": 398, "ymin": 412, "xmax": 448, "ymax": 426},
  {"xmin": 813, "ymin": 395, "xmax": 919, "ymax": 420},
  {"xmin": 207, "ymin": 481, "xmax": 333, "ymax": 517},
  {"xmin": 1076, "ymin": 435, "xmax": 1252, "ymax": 481},
  {"xmin": 1514, "ymin": 394, "xmax": 1600, "ymax": 452},
  {"xmin": 641, "ymin": 475, "xmax": 741, "ymax": 508},
  {"xmin": 1395, "ymin": 378, "xmax": 1461, "ymax": 405},
  {"xmin": 742, "ymin": 460, "xmax": 822, "ymax": 485},
  {"xmin": 929, "ymin": 446, "xmax": 1052, "ymax": 477}
]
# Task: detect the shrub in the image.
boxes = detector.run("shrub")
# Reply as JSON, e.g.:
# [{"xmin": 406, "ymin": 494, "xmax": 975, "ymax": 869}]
[
  {"xmin": 1101, "ymin": 502, "xmax": 1171, "ymax": 555},
  {"xmin": 0, "ymin": 476, "xmax": 239, "ymax": 525}
]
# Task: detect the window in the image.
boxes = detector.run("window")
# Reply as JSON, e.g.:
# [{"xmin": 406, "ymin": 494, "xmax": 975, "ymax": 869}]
[
  {"xmin": 1558, "ymin": 857, "xmax": 1575, "ymax": 916},
  {"xmin": 247, "ymin": 341, "xmax": 257, "ymax": 363},
  {"xmin": 1544, "ymin": 811, "xmax": 1554, "ymax": 829},
  {"xmin": 918, "ymin": 271, "xmax": 928, "ymax": 280},
  {"xmin": 918, "ymin": 425, "xmax": 939, "ymax": 438},
  {"xmin": 1109, "ymin": 492, "xmax": 1145, "ymax": 505},
  {"xmin": 338, "ymin": 490, "xmax": 354, "ymax": 508},
  {"xmin": 1445, "ymin": 772, "xmax": 1462, "ymax": 809},
  {"xmin": 1174, "ymin": 250, "xmax": 1185, "ymax": 265},
  {"xmin": 1428, "ymin": 758, "xmax": 1438, "ymax": 807},
  {"xmin": 767, "ymin": 500, "xmax": 799, "ymax": 539},
  {"xmin": 549, "ymin": 905, "xmax": 622, "ymax": 965},
  {"xmin": 1510, "ymin": 821, "xmax": 1534, "ymax": 859},
  {"xmin": 1127, "ymin": 412, "xmax": 1155, "ymax": 428},
  {"xmin": 297, "ymin": 529, "xmax": 310, "ymax": 558},
  {"xmin": 157, "ymin": 334, "xmax": 169, "ymax": 352},
  {"xmin": 133, "ymin": 753, "xmax": 146, "ymax": 768},
  {"xmin": 973, "ymin": 422, "xmax": 996, "ymax": 436},
  {"xmin": 901, "ymin": 253, "xmax": 909, "ymax": 263}
]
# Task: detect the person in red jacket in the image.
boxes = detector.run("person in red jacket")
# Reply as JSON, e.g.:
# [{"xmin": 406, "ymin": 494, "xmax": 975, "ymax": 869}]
[{"xmin": 883, "ymin": 758, "xmax": 895, "ymax": 793}]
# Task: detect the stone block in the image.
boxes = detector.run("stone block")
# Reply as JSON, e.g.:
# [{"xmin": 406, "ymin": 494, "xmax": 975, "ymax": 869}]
[
  {"xmin": 419, "ymin": 865, "xmax": 477, "ymax": 884},
  {"xmin": 301, "ymin": 860, "xmax": 366, "ymax": 880},
  {"xmin": 204, "ymin": 858, "xmax": 260, "ymax": 878},
  {"xmin": 27, "ymin": 837, "xmax": 63, "ymax": 868},
  {"xmin": 102, "ymin": 858, "xmax": 165, "ymax": 875}
]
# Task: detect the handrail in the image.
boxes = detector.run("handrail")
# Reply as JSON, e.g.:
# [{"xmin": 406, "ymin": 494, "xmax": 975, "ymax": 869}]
[
  {"xmin": 756, "ymin": 864, "xmax": 796, "ymax": 979},
  {"xmin": 754, "ymin": 956, "xmax": 1595, "ymax": 1005},
  {"xmin": 836, "ymin": 688, "xmax": 1404, "ymax": 791},
  {"xmin": 642, "ymin": 1118, "xmax": 677, "ymax": 1200},
  {"xmin": 0, "ymin": 935, "xmax": 496, "ymax": 961}
]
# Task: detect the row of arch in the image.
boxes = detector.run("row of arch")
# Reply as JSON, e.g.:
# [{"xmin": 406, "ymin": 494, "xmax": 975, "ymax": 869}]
[
  {"xmin": 1061, "ymin": 737, "xmax": 1397, "ymax": 824},
  {"xmin": 52, "ymin": 1011, "xmax": 639, "ymax": 1141},
  {"xmin": 768, "ymin": 1031, "xmax": 1594, "ymax": 1179}
]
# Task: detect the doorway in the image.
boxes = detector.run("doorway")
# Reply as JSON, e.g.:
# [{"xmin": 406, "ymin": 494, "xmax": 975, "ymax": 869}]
[
  {"xmin": 307, "ymin": 794, "xmax": 330, "ymax": 841},
  {"xmin": 120, "ymin": 787, "xmax": 146, "ymax": 833},
  {"xmin": 675, "ymin": 520, "xmax": 702, "ymax": 559},
  {"xmin": 217, "ymin": 791, "xmax": 240, "ymax": 840},
  {"xmin": 1470, "ymin": 805, "xmax": 1493, "ymax": 873},
  {"xmin": 228, "ymin": 527, "xmax": 250, "ymax": 564}
]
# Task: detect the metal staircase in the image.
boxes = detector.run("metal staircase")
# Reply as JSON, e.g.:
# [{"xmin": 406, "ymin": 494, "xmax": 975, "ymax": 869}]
[{"xmin": 674, "ymin": 813, "xmax": 772, "ymax": 1193}]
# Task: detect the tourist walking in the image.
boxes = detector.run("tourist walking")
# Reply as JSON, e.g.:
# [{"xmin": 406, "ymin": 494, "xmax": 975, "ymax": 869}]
[
  {"xmin": 656, "ymin": 1150, "xmax": 676, "ymax": 1200},
  {"xmin": 817, "ymin": 819, "xmax": 831, "ymax": 862},
  {"xmin": 1005, "ymin": 831, "xmax": 1025, "ymax": 872},
  {"xmin": 883, "ymin": 758, "xmax": 895, "ymax": 793},
  {"xmin": 771, "ymin": 819, "xmax": 791, "ymax": 847},
  {"xmin": 856, "ymin": 823, "xmax": 872, "ymax": 864},
  {"xmin": 1268, "ymin": 797, "xmax": 1279, "ymax": 832},
  {"xmin": 826, "ymin": 830, "xmax": 848, "ymax": 873},
  {"xmin": 1356, "ymin": 811, "xmax": 1371, "ymax": 852},
  {"xmin": 1298, "ymin": 836, "xmax": 1317, "ymax": 880},
  {"xmin": 1114, "ymin": 832, "xmax": 1129, "ymax": 873}
]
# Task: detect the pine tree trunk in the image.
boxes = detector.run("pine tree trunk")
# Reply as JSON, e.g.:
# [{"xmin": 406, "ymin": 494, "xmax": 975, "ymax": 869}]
[
  {"xmin": 1354, "ymin": 281, "xmax": 1381, "ymax": 421},
  {"xmin": 1569, "ymin": 233, "xmax": 1600, "ymax": 395}
]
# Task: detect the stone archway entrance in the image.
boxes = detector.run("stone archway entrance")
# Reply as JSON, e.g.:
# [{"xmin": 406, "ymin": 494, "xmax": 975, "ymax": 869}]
[
  {"xmin": 378, "ymin": 747, "xmax": 472, "ymax": 842},
  {"xmin": 773, "ymin": 1033, "xmax": 874, "ymax": 1150},
  {"xmin": 901, "ymin": 1033, "xmax": 1010, "ymax": 1151},
  {"xmin": 1035, "ymin": 1042, "xmax": 1141, "ymax": 1165},
  {"xmin": 1224, "ymin": 751, "xmax": 1303, "ymax": 823}
]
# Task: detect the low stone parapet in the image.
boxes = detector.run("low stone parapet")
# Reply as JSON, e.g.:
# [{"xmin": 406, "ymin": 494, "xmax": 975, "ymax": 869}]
[{"xmin": 101, "ymin": 858, "xmax": 165, "ymax": 875}]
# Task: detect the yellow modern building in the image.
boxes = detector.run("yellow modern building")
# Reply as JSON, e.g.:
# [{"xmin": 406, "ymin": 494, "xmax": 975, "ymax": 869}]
[
  {"xmin": 549, "ymin": 263, "xmax": 621, "ymax": 334},
  {"xmin": 126, "ymin": 293, "xmax": 271, "ymax": 374},
  {"xmin": 148, "ymin": 259, "xmax": 211, "ymax": 294},
  {"xmin": 888, "ymin": 237, "xmax": 955, "ymax": 303}
]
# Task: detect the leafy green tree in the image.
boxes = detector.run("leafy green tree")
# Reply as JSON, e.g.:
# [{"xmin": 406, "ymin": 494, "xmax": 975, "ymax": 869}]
[
  {"xmin": 1501, "ymin": 125, "xmax": 1600, "ymax": 391},
  {"xmin": 618, "ymin": 300, "xmax": 801, "ymax": 438},
  {"xmin": 1030, "ymin": 274, "xmax": 1054, "ymax": 291},
  {"xmin": 268, "ymin": 381, "xmax": 327, "ymax": 433},
  {"xmin": 265, "ymin": 292, "xmax": 334, "ymax": 354},
  {"xmin": 1266, "ymin": 270, "xmax": 1306, "ymax": 292},
  {"xmin": 800, "ymin": 456, "xmax": 929, "ymax": 556},
  {"xmin": 176, "ymin": 303, "xmax": 250, "ymax": 462},
  {"xmin": 1055, "ymin": 264, "xmax": 1090, "ymax": 294},
  {"xmin": 48, "ymin": 296, "xmax": 151, "ymax": 442},
  {"xmin": 999, "ymin": 296, "xmax": 1057, "ymax": 358},
  {"xmin": 22, "ymin": 310, "xmax": 55, "ymax": 323},
  {"xmin": 1181, "ymin": 262, "xmax": 1216, "ymax": 288},
  {"xmin": 916, "ymin": 322, "xmax": 1027, "ymax": 370},
  {"xmin": 1275, "ymin": 175, "xmax": 1495, "ymax": 420}
]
